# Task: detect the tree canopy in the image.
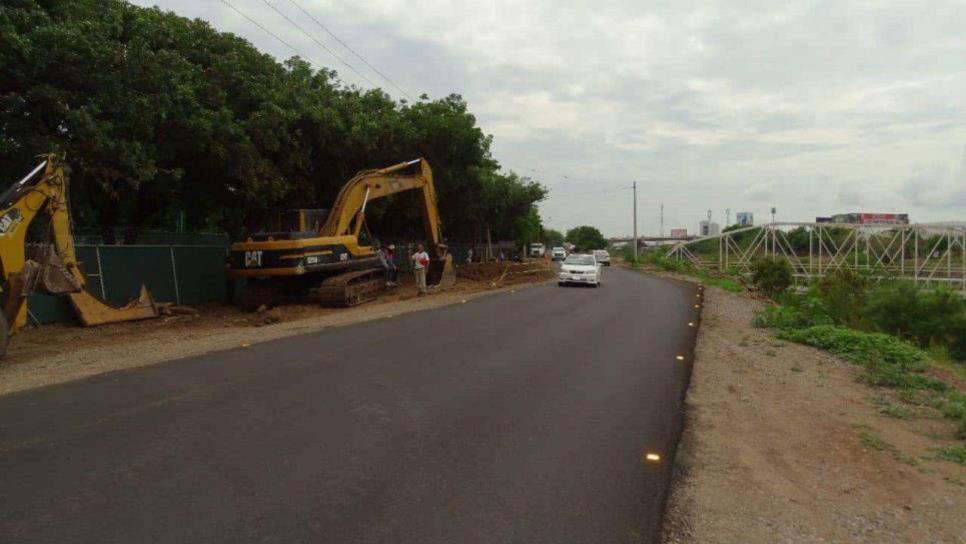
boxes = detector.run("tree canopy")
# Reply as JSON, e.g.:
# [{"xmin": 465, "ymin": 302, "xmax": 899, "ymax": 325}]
[
  {"xmin": 565, "ymin": 225, "xmax": 607, "ymax": 251},
  {"xmin": 542, "ymin": 228, "xmax": 564, "ymax": 247},
  {"xmin": 0, "ymin": 0, "xmax": 545, "ymax": 242}
]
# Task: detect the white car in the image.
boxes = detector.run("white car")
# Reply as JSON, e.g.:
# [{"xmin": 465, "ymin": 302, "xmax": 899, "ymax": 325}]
[
  {"xmin": 593, "ymin": 249, "xmax": 611, "ymax": 266},
  {"xmin": 551, "ymin": 247, "xmax": 567, "ymax": 261},
  {"xmin": 558, "ymin": 254, "xmax": 602, "ymax": 287}
]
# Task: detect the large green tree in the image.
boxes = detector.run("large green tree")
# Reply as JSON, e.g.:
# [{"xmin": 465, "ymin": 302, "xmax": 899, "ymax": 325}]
[
  {"xmin": 0, "ymin": 0, "xmax": 544, "ymax": 243},
  {"xmin": 566, "ymin": 225, "xmax": 607, "ymax": 251}
]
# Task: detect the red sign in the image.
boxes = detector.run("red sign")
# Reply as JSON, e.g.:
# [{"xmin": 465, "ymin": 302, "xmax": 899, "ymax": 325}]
[{"xmin": 670, "ymin": 228, "xmax": 688, "ymax": 238}]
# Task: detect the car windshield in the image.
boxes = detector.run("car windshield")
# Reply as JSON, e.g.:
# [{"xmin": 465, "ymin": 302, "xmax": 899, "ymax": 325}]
[{"xmin": 564, "ymin": 255, "xmax": 595, "ymax": 266}]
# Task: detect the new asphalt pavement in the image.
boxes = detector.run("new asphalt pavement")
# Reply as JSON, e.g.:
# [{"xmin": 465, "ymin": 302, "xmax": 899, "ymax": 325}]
[{"xmin": 0, "ymin": 266, "xmax": 700, "ymax": 543}]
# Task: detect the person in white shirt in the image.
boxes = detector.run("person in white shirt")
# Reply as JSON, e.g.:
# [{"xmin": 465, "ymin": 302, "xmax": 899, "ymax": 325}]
[{"xmin": 411, "ymin": 244, "xmax": 430, "ymax": 295}]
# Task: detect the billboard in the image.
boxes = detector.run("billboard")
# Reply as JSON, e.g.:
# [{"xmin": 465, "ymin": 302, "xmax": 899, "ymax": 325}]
[
  {"xmin": 736, "ymin": 212, "xmax": 753, "ymax": 226},
  {"xmin": 670, "ymin": 228, "xmax": 688, "ymax": 239}
]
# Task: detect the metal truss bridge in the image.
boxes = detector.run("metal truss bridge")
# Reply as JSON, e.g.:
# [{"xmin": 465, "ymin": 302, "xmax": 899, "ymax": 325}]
[{"xmin": 666, "ymin": 222, "xmax": 966, "ymax": 292}]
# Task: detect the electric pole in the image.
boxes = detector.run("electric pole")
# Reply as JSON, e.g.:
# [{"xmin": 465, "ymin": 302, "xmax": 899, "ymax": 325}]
[
  {"xmin": 632, "ymin": 182, "xmax": 638, "ymax": 261},
  {"xmin": 660, "ymin": 202, "xmax": 664, "ymax": 238},
  {"xmin": 726, "ymin": 208, "xmax": 731, "ymax": 227}
]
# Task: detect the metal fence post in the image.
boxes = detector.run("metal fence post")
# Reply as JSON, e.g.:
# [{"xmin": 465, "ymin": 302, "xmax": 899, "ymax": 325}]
[
  {"xmin": 95, "ymin": 246, "xmax": 107, "ymax": 300},
  {"xmin": 169, "ymin": 246, "xmax": 181, "ymax": 305}
]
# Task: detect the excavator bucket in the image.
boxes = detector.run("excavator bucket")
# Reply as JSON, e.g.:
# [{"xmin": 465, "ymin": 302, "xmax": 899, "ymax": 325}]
[
  {"xmin": 427, "ymin": 254, "xmax": 456, "ymax": 289},
  {"xmin": 68, "ymin": 285, "xmax": 159, "ymax": 326}
]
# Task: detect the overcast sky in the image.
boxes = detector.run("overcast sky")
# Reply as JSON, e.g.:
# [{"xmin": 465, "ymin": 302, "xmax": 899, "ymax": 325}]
[{"xmin": 129, "ymin": 0, "xmax": 966, "ymax": 236}]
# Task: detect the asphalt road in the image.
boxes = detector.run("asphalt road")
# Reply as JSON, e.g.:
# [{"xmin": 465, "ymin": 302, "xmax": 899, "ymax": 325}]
[{"xmin": 0, "ymin": 266, "xmax": 699, "ymax": 544}]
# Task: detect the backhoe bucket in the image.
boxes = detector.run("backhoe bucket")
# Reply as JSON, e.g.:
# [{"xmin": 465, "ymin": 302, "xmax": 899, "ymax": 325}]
[
  {"xmin": 68, "ymin": 285, "xmax": 159, "ymax": 326},
  {"xmin": 427, "ymin": 254, "xmax": 456, "ymax": 289}
]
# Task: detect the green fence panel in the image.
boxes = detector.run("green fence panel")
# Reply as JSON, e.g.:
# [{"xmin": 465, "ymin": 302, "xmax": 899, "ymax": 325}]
[
  {"xmin": 173, "ymin": 246, "xmax": 228, "ymax": 304},
  {"xmin": 26, "ymin": 293, "xmax": 76, "ymax": 324},
  {"xmin": 97, "ymin": 246, "xmax": 178, "ymax": 305}
]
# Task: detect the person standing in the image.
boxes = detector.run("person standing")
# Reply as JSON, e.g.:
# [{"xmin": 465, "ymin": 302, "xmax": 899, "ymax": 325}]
[
  {"xmin": 385, "ymin": 244, "xmax": 398, "ymax": 285},
  {"xmin": 411, "ymin": 243, "xmax": 430, "ymax": 295}
]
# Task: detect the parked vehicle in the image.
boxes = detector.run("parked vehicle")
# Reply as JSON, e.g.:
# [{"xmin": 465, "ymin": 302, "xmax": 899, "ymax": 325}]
[
  {"xmin": 529, "ymin": 242, "xmax": 545, "ymax": 258},
  {"xmin": 558, "ymin": 254, "xmax": 602, "ymax": 287},
  {"xmin": 593, "ymin": 249, "xmax": 611, "ymax": 266},
  {"xmin": 551, "ymin": 247, "xmax": 567, "ymax": 261}
]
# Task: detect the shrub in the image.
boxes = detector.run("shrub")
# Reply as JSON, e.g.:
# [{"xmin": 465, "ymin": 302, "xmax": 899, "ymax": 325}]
[
  {"xmin": 817, "ymin": 269, "xmax": 871, "ymax": 328},
  {"xmin": 750, "ymin": 257, "xmax": 792, "ymax": 296},
  {"xmin": 862, "ymin": 283, "xmax": 966, "ymax": 360}
]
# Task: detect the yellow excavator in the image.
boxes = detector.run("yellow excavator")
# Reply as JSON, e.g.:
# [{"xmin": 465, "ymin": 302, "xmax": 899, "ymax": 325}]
[
  {"xmin": 0, "ymin": 154, "xmax": 158, "ymax": 357},
  {"xmin": 227, "ymin": 158, "xmax": 455, "ymax": 308}
]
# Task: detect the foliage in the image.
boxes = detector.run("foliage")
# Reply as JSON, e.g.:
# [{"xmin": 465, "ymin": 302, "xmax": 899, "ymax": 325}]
[
  {"xmin": 750, "ymin": 257, "xmax": 792, "ymax": 296},
  {"xmin": 862, "ymin": 283, "xmax": 966, "ymax": 360},
  {"xmin": 542, "ymin": 228, "xmax": 564, "ymax": 247},
  {"xmin": 565, "ymin": 225, "xmax": 607, "ymax": 251},
  {"xmin": 753, "ymin": 303, "xmax": 833, "ymax": 330},
  {"xmin": 817, "ymin": 269, "xmax": 871, "ymax": 328},
  {"xmin": 776, "ymin": 325, "xmax": 926, "ymax": 371},
  {"xmin": 936, "ymin": 445, "xmax": 966, "ymax": 466},
  {"xmin": 0, "ymin": 0, "xmax": 545, "ymax": 242}
]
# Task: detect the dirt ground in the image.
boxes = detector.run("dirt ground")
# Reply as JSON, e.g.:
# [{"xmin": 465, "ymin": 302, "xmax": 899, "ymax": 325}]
[
  {"xmin": 1, "ymin": 261, "xmax": 554, "ymax": 396},
  {"xmin": 663, "ymin": 285, "xmax": 966, "ymax": 544}
]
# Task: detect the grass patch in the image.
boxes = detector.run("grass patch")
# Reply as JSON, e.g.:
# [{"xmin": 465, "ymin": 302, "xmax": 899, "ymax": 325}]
[
  {"xmin": 870, "ymin": 396, "xmax": 912, "ymax": 419},
  {"xmin": 776, "ymin": 326, "xmax": 926, "ymax": 370},
  {"xmin": 935, "ymin": 445, "xmax": 966, "ymax": 466},
  {"xmin": 859, "ymin": 431, "xmax": 919, "ymax": 465}
]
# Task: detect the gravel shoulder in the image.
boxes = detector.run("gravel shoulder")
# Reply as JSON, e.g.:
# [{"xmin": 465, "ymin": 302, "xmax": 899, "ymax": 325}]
[
  {"xmin": 662, "ymin": 283, "xmax": 966, "ymax": 544},
  {"xmin": 1, "ymin": 263, "xmax": 553, "ymax": 396}
]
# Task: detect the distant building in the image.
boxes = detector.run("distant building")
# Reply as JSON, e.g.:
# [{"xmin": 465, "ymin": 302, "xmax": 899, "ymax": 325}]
[
  {"xmin": 699, "ymin": 220, "xmax": 720, "ymax": 237},
  {"xmin": 670, "ymin": 228, "xmax": 688, "ymax": 239},
  {"xmin": 822, "ymin": 213, "xmax": 910, "ymax": 225},
  {"xmin": 736, "ymin": 212, "xmax": 754, "ymax": 226}
]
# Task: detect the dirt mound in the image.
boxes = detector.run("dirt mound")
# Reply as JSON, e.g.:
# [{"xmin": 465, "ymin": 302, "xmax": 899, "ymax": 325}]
[{"xmin": 457, "ymin": 261, "xmax": 555, "ymax": 285}]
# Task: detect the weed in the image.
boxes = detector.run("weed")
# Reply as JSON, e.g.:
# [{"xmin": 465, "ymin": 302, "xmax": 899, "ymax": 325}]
[
  {"xmin": 935, "ymin": 445, "xmax": 966, "ymax": 466},
  {"xmin": 945, "ymin": 476, "xmax": 965, "ymax": 487},
  {"xmin": 776, "ymin": 326, "xmax": 926, "ymax": 370},
  {"xmin": 870, "ymin": 396, "xmax": 912, "ymax": 419},
  {"xmin": 860, "ymin": 431, "xmax": 890, "ymax": 451},
  {"xmin": 790, "ymin": 365, "xmax": 803, "ymax": 373},
  {"xmin": 750, "ymin": 257, "xmax": 792, "ymax": 296}
]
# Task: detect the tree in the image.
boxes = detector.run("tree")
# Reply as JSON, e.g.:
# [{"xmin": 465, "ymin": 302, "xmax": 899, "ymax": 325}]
[
  {"xmin": 543, "ymin": 228, "xmax": 564, "ymax": 247},
  {"xmin": 565, "ymin": 226, "xmax": 607, "ymax": 251},
  {"xmin": 0, "ymin": 1, "xmax": 546, "ymax": 242}
]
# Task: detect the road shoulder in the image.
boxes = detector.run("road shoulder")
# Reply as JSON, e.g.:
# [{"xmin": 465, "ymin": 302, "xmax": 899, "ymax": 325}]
[{"xmin": 662, "ymin": 283, "xmax": 966, "ymax": 543}]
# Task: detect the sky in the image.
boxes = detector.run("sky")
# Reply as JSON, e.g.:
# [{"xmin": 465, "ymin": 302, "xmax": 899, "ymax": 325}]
[{"xmin": 128, "ymin": 0, "xmax": 966, "ymax": 237}]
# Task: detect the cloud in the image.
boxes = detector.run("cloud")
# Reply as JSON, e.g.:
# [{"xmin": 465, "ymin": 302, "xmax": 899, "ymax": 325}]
[{"xmin": 129, "ymin": 0, "xmax": 966, "ymax": 235}]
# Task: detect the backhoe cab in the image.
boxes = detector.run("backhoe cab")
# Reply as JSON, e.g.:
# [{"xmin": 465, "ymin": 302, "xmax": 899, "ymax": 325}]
[
  {"xmin": 0, "ymin": 155, "xmax": 158, "ymax": 358},
  {"xmin": 228, "ymin": 158, "xmax": 455, "ymax": 308}
]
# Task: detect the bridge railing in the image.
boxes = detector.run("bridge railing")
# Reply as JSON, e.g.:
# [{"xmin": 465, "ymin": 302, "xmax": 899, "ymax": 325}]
[{"xmin": 665, "ymin": 222, "xmax": 966, "ymax": 291}]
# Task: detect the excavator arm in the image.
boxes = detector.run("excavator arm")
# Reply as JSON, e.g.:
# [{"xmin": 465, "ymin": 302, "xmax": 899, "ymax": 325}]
[
  {"xmin": 319, "ymin": 158, "xmax": 454, "ymax": 286},
  {"xmin": 0, "ymin": 155, "xmax": 157, "ymax": 356},
  {"xmin": 320, "ymin": 158, "xmax": 446, "ymax": 250}
]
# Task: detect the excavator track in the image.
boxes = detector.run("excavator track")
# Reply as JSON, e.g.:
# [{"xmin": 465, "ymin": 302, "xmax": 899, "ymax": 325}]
[{"xmin": 314, "ymin": 268, "xmax": 386, "ymax": 307}]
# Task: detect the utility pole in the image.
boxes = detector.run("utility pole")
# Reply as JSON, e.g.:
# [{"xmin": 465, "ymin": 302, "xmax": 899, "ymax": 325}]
[
  {"xmin": 660, "ymin": 202, "xmax": 664, "ymax": 238},
  {"xmin": 726, "ymin": 208, "xmax": 731, "ymax": 227},
  {"xmin": 632, "ymin": 182, "xmax": 638, "ymax": 261}
]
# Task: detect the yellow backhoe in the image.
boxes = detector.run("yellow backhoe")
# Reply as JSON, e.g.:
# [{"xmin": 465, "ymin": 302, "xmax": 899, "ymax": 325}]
[
  {"xmin": 227, "ymin": 158, "xmax": 455, "ymax": 308},
  {"xmin": 0, "ymin": 154, "xmax": 158, "ymax": 357}
]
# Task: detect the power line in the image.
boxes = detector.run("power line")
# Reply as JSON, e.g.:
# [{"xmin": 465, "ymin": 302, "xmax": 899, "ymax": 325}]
[
  {"xmin": 256, "ymin": 0, "xmax": 381, "ymax": 90},
  {"xmin": 287, "ymin": 0, "xmax": 416, "ymax": 102},
  {"xmin": 220, "ymin": 0, "xmax": 329, "ymax": 73}
]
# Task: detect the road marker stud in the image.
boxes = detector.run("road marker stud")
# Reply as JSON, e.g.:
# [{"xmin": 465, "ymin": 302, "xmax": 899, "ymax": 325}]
[
  {"xmin": 694, "ymin": 304, "xmax": 700, "ymax": 309},
  {"xmin": 461, "ymin": 299, "xmax": 467, "ymax": 303},
  {"xmin": 644, "ymin": 452, "xmax": 662, "ymax": 464},
  {"xmin": 688, "ymin": 322, "xmax": 695, "ymax": 327},
  {"xmin": 676, "ymin": 355, "xmax": 685, "ymax": 361},
  {"xmin": 241, "ymin": 343, "xmax": 250, "ymax": 348}
]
